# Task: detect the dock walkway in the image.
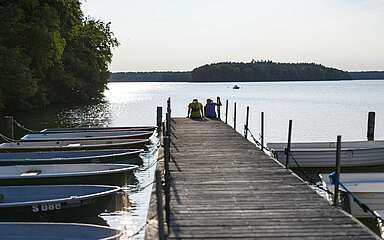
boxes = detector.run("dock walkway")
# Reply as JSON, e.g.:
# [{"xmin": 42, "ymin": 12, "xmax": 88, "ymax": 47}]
[{"xmin": 167, "ymin": 118, "xmax": 377, "ymax": 239}]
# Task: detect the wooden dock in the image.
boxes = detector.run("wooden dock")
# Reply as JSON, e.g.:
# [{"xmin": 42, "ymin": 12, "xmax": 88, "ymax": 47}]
[{"xmin": 164, "ymin": 118, "xmax": 377, "ymax": 239}]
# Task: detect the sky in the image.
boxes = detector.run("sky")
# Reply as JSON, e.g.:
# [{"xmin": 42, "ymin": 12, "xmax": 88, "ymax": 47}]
[{"xmin": 81, "ymin": 0, "xmax": 384, "ymax": 72}]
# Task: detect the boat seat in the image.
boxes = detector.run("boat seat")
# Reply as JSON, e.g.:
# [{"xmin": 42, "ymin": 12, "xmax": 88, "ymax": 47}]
[{"xmin": 20, "ymin": 170, "xmax": 42, "ymax": 176}]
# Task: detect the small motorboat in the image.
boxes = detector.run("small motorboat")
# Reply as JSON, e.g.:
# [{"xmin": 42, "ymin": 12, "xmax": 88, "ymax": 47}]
[
  {"xmin": 0, "ymin": 222, "xmax": 122, "ymax": 240},
  {"xmin": 0, "ymin": 149, "xmax": 143, "ymax": 166},
  {"xmin": 0, "ymin": 185, "xmax": 121, "ymax": 221},
  {"xmin": 21, "ymin": 130, "xmax": 154, "ymax": 141},
  {"xmin": 233, "ymin": 85, "xmax": 240, "ymax": 89},
  {"xmin": 0, "ymin": 164, "xmax": 138, "ymax": 186},
  {"xmin": 267, "ymin": 140, "xmax": 384, "ymax": 168},
  {"xmin": 41, "ymin": 126, "xmax": 156, "ymax": 133},
  {"xmin": 321, "ymin": 172, "xmax": 384, "ymax": 218},
  {"xmin": 0, "ymin": 138, "xmax": 150, "ymax": 152}
]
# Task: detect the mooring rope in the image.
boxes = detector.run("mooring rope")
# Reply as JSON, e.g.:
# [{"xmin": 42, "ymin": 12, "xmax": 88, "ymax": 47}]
[
  {"xmin": 244, "ymin": 126, "xmax": 271, "ymax": 152},
  {"xmin": 328, "ymin": 172, "xmax": 384, "ymax": 223},
  {"xmin": 0, "ymin": 133, "xmax": 16, "ymax": 142},
  {"xmin": 13, "ymin": 119, "xmax": 37, "ymax": 133},
  {"xmin": 287, "ymin": 151, "xmax": 334, "ymax": 195}
]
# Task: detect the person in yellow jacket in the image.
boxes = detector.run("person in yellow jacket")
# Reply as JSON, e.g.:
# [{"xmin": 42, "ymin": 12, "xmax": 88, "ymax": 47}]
[{"xmin": 187, "ymin": 99, "xmax": 204, "ymax": 119}]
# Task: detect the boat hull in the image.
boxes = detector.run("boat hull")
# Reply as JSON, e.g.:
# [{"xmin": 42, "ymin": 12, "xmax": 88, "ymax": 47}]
[
  {"xmin": 22, "ymin": 130, "xmax": 154, "ymax": 141},
  {"xmin": 0, "ymin": 170, "xmax": 136, "ymax": 186},
  {"xmin": 0, "ymin": 185, "xmax": 124, "ymax": 222},
  {"xmin": 271, "ymin": 147, "xmax": 384, "ymax": 168},
  {"xmin": 1, "ymin": 194, "xmax": 124, "ymax": 222},
  {"xmin": 0, "ymin": 222, "xmax": 122, "ymax": 240},
  {"xmin": 0, "ymin": 139, "xmax": 150, "ymax": 152},
  {"xmin": 0, "ymin": 150, "xmax": 143, "ymax": 166},
  {"xmin": 41, "ymin": 126, "xmax": 156, "ymax": 133}
]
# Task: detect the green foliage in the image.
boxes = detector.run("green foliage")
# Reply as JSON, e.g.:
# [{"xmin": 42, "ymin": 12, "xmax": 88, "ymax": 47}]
[
  {"xmin": 191, "ymin": 61, "xmax": 352, "ymax": 82},
  {"xmin": 0, "ymin": 0, "xmax": 118, "ymax": 112}
]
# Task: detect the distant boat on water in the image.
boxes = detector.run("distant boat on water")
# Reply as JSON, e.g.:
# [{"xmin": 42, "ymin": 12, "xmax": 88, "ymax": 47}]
[{"xmin": 233, "ymin": 85, "xmax": 240, "ymax": 89}]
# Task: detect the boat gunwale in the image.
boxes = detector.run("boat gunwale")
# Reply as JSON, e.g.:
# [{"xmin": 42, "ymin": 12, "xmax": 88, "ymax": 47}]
[
  {"xmin": 0, "ymin": 222, "xmax": 123, "ymax": 240},
  {"xmin": 0, "ymin": 185, "xmax": 121, "ymax": 208},
  {"xmin": 21, "ymin": 131, "xmax": 153, "ymax": 141},
  {"xmin": 0, "ymin": 163, "xmax": 138, "ymax": 180},
  {"xmin": 0, "ymin": 149, "xmax": 144, "ymax": 163},
  {"xmin": 0, "ymin": 139, "xmax": 150, "ymax": 150}
]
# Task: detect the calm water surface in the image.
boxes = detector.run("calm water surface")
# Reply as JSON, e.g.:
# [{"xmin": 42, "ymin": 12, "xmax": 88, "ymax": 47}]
[{"xmin": 8, "ymin": 80, "xmax": 384, "ymax": 239}]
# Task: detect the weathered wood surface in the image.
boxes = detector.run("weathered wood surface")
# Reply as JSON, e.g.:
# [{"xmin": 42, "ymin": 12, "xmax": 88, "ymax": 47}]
[{"xmin": 168, "ymin": 118, "xmax": 377, "ymax": 239}]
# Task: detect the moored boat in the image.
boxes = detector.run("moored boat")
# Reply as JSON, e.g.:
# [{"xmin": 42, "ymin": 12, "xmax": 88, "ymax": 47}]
[
  {"xmin": 0, "ymin": 149, "xmax": 143, "ymax": 166},
  {"xmin": 0, "ymin": 222, "xmax": 122, "ymax": 240},
  {"xmin": 41, "ymin": 126, "xmax": 156, "ymax": 133},
  {"xmin": 21, "ymin": 130, "xmax": 154, "ymax": 141},
  {"xmin": 0, "ymin": 138, "xmax": 150, "ymax": 152},
  {"xmin": 0, "ymin": 164, "xmax": 138, "ymax": 186},
  {"xmin": 0, "ymin": 185, "xmax": 121, "ymax": 221},
  {"xmin": 321, "ymin": 173, "xmax": 384, "ymax": 218},
  {"xmin": 267, "ymin": 140, "xmax": 384, "ymax": 168}
]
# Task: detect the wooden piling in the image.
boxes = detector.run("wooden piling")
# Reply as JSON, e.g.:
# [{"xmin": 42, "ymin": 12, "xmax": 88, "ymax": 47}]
[
  {"xmin": 225, "ymin": 100, "xmax": 229, "ymax": 124},
  {"xmin": 244, "ymin": 106, "xmax": 249, "ymax": 138},
  {"xmin": 156, "ymin": 107, "xmax": 163, "ymax": 130},
  {"xmin": 285, "ymin": 120, "xmax": 292, "ymax": 169},
  {"xmin": 166, "ymin": 113, "xmax": 171, "ymax": 137},
  {"xmin": 155, "ymin": 170, "xmax": 165, "ymax": 240},
  {"xmin": 261, "ymin": 112, "xmax": 264, "ymax": 151},
  {"xmin": 164, "ymin": 135, "xmax": 171, "ymax": 232},
  {"xmin": 233, "ymin": 102, "xmax": 237, "ymax": 131},
  {"xmin": 367, "ymin": 112, "xmax": 375, "ymax": 141},
  {"xmin": 4, "ymin": 116, "xmax": 14, "ymax": 139},
  {"xmin": 217, "ymin": 97, "xmax": 221, "ymax": 120},
  {"xmin": 333, "ymin": 135, "xmax": 342, "ymax": 206}
]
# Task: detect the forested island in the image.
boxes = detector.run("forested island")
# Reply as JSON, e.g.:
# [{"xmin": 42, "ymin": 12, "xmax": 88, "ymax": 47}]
[
  {"xmin": 0, "ymin": 0, "xmax": 118, "ymax": 112},
  {"xmin": 111, "ymin": 61, "xmax": 383, "ymax": 82},
  {"xmin": 191, "ymin": 61, "xmax": 351, "ymax": 82}
]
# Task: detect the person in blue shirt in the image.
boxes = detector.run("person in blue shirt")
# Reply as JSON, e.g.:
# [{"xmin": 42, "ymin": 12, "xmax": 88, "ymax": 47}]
[{"xmin": 204, "ymin": 99, "xmax": 219, "ymax": 118}]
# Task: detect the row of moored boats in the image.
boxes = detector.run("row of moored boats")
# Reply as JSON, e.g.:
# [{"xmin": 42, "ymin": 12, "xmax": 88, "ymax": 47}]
[
  {"xmin": 0, "ymin": 125, "xmax": 156, "ymax": 239},
  {"xmin": 267, "ymin": 140, "xmax": 384, "ymax": 223}
]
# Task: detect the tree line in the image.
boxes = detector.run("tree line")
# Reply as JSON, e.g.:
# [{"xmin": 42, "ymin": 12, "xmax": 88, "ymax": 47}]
[
  {"xmin": 0, "ymin": 0, "xmax": 118, "ymax": 112},
  {"xmin": 191, "ymin": 61, "xmax": 351, "ymax": 82}
]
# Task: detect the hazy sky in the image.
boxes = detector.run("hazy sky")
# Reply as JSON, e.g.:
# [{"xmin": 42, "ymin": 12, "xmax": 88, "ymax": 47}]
[{"xmin": 81, "ymin": 0, "xmax": 384, "ymax": 72}]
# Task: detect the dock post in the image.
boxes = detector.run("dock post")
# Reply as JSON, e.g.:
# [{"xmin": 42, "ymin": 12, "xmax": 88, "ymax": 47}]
[
  {"xmin": 233, "ymin": 102, "xmax": 237, "ymax": 130},
  {"xmin": 333, "ymin": 135, "xmax": 342, "ymax": 206},
  {"xmin": 157, "ymin": 107, "xmax": 163, "ymax": 130},
  {"xmin": 217, "ymin": 97, "xmax": 221, "ymax": 120},
  {"xmin": 155, "ymin": 170, "xmax": 166, "ymax": 240},
  {"xmin": 167, "ymin": 97, "xmax": 171, "ymax": 117},
  {"xmin": 367, "ymin": 112, "xmax": 375, "ymax": 141},
  {"xmin": 261, "ymin": 112, "xmax": 264, "ymax": 151},
  {"xmin": 166, "ymin": 112, "xmax": 171, "ymax": 137},
  {"xmin": 164, "ymin": 135, "xmax": 171, "ymax": 232},
  {"xmin": 225, "ymin": 100, "xmax": 229, "ymax": 124},
  {"xmin": 4, "ymin": 116, "xmax": 14, "ymax": 139},
  {"xmin": 285, "ymin": 120, "xmax": 293, "ymax": 169},
  {"xmin": 244, "ymin": 106, "xmax": 249, "ymax": 138}
]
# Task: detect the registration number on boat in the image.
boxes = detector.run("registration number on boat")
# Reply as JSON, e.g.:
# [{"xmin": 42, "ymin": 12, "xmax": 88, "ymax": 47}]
[{"xmin": 32, "ymin": 203, "xmax": 62, "ymax": 212}]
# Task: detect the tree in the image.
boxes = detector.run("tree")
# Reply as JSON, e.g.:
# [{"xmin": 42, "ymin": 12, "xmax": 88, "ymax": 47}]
[{"xmin": 0, "ymin": 0, "xmax": 119, "ymax": 112}]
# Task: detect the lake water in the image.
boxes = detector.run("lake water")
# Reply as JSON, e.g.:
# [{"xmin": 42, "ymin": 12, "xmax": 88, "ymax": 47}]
[{"xmin": 5, "ymin": 80, "xmax": 384, "ymax": 239}]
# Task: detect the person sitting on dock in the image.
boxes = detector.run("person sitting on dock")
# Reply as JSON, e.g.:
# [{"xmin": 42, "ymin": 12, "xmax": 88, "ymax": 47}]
[
  {"xmin": 187, "ymin": 99, "xmax": 204, "ymax": 119},
  {"xmin": 204, "ymin": 99, "xmax": 219, "ymax": 119}
]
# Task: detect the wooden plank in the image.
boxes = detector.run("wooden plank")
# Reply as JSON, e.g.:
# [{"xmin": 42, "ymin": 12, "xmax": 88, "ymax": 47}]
[{"xmin": 165, "ymin": 118, "xmax": 378, "ymax": 239}]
